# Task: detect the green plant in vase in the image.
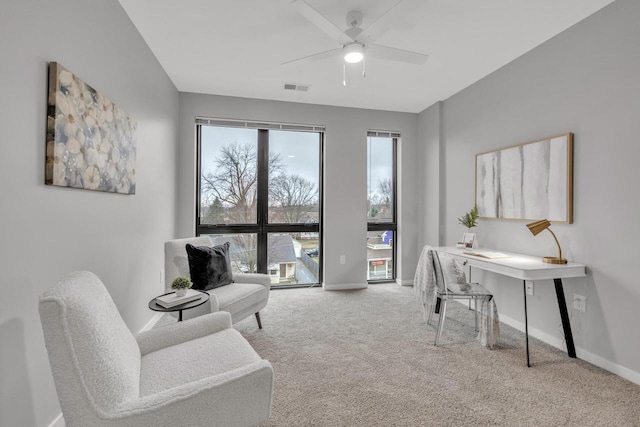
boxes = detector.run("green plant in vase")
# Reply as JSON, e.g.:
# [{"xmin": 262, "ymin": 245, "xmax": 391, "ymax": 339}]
[
  {"xmin": 458, "ymin": 206, "xmax": 479, "ymax": 248},
  {"xmin": 458, "ymin": 206, "xmax": 479, "ymax": 228},
  {"xmin": 171, "ymin": 277, "xmax": 192, "ymax": 297}
]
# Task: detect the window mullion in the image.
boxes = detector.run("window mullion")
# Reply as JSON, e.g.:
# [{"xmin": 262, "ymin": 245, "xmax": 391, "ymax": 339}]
[
  {"xmin": 195, "ymin": 125, "xmax": 203, "ymax": 233},
  {"xmin": 256, "ymin": 130, "xmax": 269, "ymax": 273},
  {"xmin": 392, "ymin": 137, "xmax": 397, "ymax": 224}
]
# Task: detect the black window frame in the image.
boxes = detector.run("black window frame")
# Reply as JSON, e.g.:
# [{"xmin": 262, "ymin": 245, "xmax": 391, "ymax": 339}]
[
  {"xmin": 195, "ymin": 120, "xmax": 324, "ymax": 288},
  {"xmin": 367, "ymin": 134, "xmax": 398, "ymax": 284}
]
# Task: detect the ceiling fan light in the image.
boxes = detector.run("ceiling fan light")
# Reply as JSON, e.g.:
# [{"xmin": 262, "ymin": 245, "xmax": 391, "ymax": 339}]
[
  {"xmin": 344, "ymin": 43, "xmax": 364, "ymax": 63},
  {"xmin": 344, "ymin": 51, "xmax": 363, "ymax": 63}
]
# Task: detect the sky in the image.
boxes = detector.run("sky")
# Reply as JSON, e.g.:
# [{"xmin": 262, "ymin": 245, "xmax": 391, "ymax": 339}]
[
  {"xmin": 200, "ymin": 126, "xmax": 393, "ymax": 200},
  {"xmin": 367, "ymin": 136, "xmax": 393, "ymax": 199},
  {"xmin": 200, "ymin": 126, "xmax": 319, "ymax": 184}
]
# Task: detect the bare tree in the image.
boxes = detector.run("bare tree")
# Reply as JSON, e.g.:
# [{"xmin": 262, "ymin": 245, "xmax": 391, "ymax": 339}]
[
  {"xmin": 270, "ymin": 174, "xmax": 318, "ymax": 223},
  {"xmin": 377, "ymin": 178, "xmax": 393, "ymax": 209},
  {"xmin": 209, "ymin": 233, "xmax": 258, "ymax": 273},
  {"xmin": 229, "ymin": 234, "xmax": 258, "ymax": 274},
  {"xmin": 201, "ymin": 142, "xmax": 319, "ymax": 274},
  {"xmin": 201, "ymin": 142, "xmax": 283, "ymax": 272},
  {"xmin": 367, "ymin": 178, "xmax": 393, "ymax": 219},
  {"xmin": 201, "ymin": 142, "xmax": 282, "ymax": 223}
]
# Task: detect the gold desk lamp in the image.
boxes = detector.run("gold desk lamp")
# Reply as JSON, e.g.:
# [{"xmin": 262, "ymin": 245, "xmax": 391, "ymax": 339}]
[{"xmin": 526, "ymin": 219, "xmax": 568, "ymax": 264}]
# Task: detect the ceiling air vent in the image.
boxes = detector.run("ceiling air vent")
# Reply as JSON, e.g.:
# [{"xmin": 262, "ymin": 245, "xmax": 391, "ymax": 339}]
[{"xmin": 283, "ymin": 82, "xmax": 310, "ymax": 92}]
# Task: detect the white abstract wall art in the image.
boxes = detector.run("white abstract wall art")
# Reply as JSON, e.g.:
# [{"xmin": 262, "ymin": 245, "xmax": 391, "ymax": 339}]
[
  {"xmin": 475, "ymin": 133, "xmax": 573, "ymax": 223},
  {"xmin": 46, "ymin": 62, "xmax": 137, "ymax": 194}
]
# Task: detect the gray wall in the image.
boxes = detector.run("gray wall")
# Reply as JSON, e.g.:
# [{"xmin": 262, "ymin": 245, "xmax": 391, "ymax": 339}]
[
  {"xmin": 418, "ymin": 101, "xmax": 443, "ymax": 247},
  {"xmin": 178, "ymin": 93, "xmax": 419, "ymax": 288},
  {"xmin": 0, "ymin": 1, "xmax": 179, "ymax": 426},
  {"xmin": 418, "ymin": 0, "xmax": 640, "ymax": 381}
]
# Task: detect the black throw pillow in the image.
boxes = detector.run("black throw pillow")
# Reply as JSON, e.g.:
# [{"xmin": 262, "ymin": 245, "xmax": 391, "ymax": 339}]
[{"xmin": 185, "ymin": 242, "xmax": 234, "ymax": 291}]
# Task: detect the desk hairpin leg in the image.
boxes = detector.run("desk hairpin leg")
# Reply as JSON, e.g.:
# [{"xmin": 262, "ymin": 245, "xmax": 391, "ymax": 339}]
[
  {"xmin": 523, "ymin": 281, "xmax": 530, "ymax": 367},
  {"xmin": 554, "ymin": 278, "xmax": 577, "ymax": 358},
  {"xmin": 522, "ymin": 278, "xmax": 577, "ymax": 368}
]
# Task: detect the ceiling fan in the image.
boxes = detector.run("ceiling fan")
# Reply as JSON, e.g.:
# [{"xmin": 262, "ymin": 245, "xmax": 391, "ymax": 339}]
[{"xmin": 284, "ymin": 0, "xmax": 429, "ymax": 85}]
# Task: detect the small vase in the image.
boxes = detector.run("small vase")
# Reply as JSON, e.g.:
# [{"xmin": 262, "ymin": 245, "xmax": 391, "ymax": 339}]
[
  {"xmin": 175, "ymin": 288, "xmax": 187, "ymax": 297},
  {"xmin": 462, "ymin": 232, "xmax": 477, "ymax": 249}
]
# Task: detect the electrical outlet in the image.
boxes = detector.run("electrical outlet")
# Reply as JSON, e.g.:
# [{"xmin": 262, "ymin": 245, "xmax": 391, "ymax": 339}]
[
  {"xmin": 526, "ymin": 282, "xmax": 534, "ymax": 296},
  {"xmin": 339, "ymin": 255, "xmax": 346, "ymax": 265},
  {"xmin": 573, "ymin": 294, "xmax": 586, "ymax": 312}
]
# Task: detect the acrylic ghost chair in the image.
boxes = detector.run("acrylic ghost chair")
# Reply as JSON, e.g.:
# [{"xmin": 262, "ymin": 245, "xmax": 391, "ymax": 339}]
[{"xmin": 429, "ymin": 250, "xmax": 498, "ymax": 347}]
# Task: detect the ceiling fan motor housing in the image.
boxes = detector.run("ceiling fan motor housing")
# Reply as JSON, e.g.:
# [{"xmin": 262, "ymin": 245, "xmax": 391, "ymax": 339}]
[{"xmin": 346, "ymin": 10, "xmax": 363, "ymax": 28}]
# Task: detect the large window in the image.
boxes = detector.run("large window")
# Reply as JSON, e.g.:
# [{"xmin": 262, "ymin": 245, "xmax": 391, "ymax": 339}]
[
  {"xmin": 196, "ymin": 119, "xmax": 323, "ymax": 287},
  {"xmin": 367, "ymin": 132, "xmax": 397, "ymax": 282}
]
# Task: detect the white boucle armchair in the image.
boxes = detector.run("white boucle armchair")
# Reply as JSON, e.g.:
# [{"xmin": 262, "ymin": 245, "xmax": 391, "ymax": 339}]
[
  {"xmin": 165, "ymin": 236, "xmax": 271, "ymax": 327},
  {"xmin": 39, "ymin": 271, "xmax": 274, "ymax": 427}
]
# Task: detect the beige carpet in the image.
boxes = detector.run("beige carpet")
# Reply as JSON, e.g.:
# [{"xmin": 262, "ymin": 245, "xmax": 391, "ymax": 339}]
[{"xmin": 158, "ymin": 284, "xmax": 640, "ymax": 426}]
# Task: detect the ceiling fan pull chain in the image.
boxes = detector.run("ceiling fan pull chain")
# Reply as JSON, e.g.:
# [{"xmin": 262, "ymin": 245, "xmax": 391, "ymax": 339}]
[
  {"xmin": 362, "ymin": 55, "xmax": 366, "ymax": 78},
  {"xmin": 343, "ymin": 62, "xmax": 347, "ymax": 87}
]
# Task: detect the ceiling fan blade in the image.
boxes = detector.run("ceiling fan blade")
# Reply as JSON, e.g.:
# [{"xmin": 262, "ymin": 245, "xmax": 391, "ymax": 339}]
[
  {"xmin": 368, "ymin": 44, "xmax": 429, "ymax": 65},
  {"xmin": 357, "ymin": 0, "xmax": 409, "ymax": 43},
  {"xmin": 291, "ymin": 0, "xmax": 354, "ymax": 45},
  {"xmin": 282, "ymin": 47, "xmax": 342, "ymax": 66}
]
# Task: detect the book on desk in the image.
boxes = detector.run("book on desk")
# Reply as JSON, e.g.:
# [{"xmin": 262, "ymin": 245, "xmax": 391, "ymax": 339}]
[
  {"xmin": 156, "ymin": 289, "xmax": 202, "ymax": 308},
  {"xmin": 463, "ymin": 251, "xmax": 510, "ymax": 259}
]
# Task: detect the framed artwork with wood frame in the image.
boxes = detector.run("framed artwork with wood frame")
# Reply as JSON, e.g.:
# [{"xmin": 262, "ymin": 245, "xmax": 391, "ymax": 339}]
[{"xmin": 475, "ymin": 133, "xmax": 573, "ymax": 223}]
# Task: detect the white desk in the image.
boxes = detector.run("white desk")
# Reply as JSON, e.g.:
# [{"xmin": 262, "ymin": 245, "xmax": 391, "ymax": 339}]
[{"xmin": 433, "ymin": 247, "xmax": 587, "ymax": 367}]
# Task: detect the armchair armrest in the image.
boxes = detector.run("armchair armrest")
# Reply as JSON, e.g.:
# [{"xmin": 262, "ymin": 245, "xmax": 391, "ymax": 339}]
[
  {"xmin": 233, "ymin": 273, "xmax": 271, "ymax": 288},
  {"xmin": 93, "ymin": 360, "xmax": 274, "ymax": 426},
  {"xmin": 136, "ymin": 311, "xmax": 231, "ymax": 355},
  {"xmin": 208, "ymin": 292, "xmax": 220, "ymax": 312}
]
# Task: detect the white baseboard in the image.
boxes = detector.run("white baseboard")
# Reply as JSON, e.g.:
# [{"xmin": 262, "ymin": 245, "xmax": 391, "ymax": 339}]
[
  {"xmin": 575, "ymin": 347, "xmax": 640, "ymax": 385},
  {"xmin": 497, "ymin": 312, "xmax": 566, "ymax": 351},
  {"xmin": 396, "ymin": 279, "xmax": 413, "ymax": 286},
  {"xmin": 322, "ymin": 282, "xmax": 367, "ymax": 291},
  {"xmin": 139, "ymin": 312, "xmax": 164, "ymax": 333},
  {"xmin": 457, "ymin": 301, "xmax": 640, "ymax": 386},
  {"xmin": 48, "ymin": 413, "xmax": 64, "ymax": 427}
]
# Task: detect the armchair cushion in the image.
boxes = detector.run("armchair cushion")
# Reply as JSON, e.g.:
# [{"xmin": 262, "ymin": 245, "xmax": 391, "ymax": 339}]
[
  {"xmin": 214, "ymin": 283, "xmax": 268, "ymax": 320},
  {"xmin": 140, "ymin": 328, "xmax": 262, "ymax": 396},
  {"xmin": 186, "ymin": 241, "xmax": 234, "ymax": 290}
]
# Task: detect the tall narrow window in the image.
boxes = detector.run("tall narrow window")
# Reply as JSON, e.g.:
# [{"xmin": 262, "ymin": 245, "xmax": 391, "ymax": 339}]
[
  {"xmin": 366, "ymin": 132, "xmax": 397, "ymax": 282},
  {"xmin": 196, "ymin": 118, "xmax": 323, "ymax": 288}
]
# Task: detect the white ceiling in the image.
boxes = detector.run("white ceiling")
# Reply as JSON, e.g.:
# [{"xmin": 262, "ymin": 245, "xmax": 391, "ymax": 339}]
[{"xmin": 119, "ymin": 0, "xmax": 614, "ymax": 113}]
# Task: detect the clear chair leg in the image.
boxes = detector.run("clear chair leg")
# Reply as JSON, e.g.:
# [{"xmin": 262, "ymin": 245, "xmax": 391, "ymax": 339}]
[
  {"xmin": 474, "ymin": 298, "xmax": 479, "ymax": 332},
  {"xmin": 435, "ymin": 300, "xmax": 447, "ymax": 346}
]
